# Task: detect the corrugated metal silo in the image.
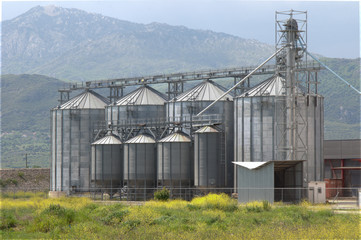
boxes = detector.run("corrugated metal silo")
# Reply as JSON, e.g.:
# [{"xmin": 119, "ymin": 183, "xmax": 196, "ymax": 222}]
[
  {"xmin": 51, "ymin": 90, "xmax": 109, "ymax": 192},
  {"xmin": 106, "ymin": 85, "xmax": 167, "ymax": 126},
  {"xmin": 91, "ymin": 133, "xmax": 123, "ymax": 193},
  {"xmin": 123, "ymin": 134, "xmax": 156, "ymax": 200},
  {"xmin": 157, "ymin": 131, "xmax": 193, "ymax": 198},
  {"xmin": 166, "ymin": 80, "xmax": 234, "ymax": 188},
  {"xmin": 194, "ymin": 126, "xmax": 223, "ymax": 188},
  {"xmin": 234, "ymin": 75, "xmax": 324, "ymax": 191}
]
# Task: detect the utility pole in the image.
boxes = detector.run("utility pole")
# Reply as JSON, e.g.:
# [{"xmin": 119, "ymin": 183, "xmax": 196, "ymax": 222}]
[{"xmin": 25, "ymin": 153, "xmax": 28, "ymax": 168}]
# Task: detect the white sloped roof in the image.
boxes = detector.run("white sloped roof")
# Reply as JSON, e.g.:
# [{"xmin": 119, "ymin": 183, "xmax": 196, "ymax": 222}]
[
  {"xmin": 195, "ymin": 126, "xmax": 219, "ymax": 133},
  {"xmin": 58, "ymin": 90, "xmax": 109, "ymax": 109},
  {"xmin": 92, "ymin": 134, "xmax": 122, "ymax": 145},
  {"xmin": 115, "ymin": 86, "xmax": 167, "ymax": 106},
  {"xmin": 174, "ymin": 81, "xmax": 233, "ymax": 102},
  {"xmin": 232, "ymin": 161, "xmax": 270, "ymax": 170},
  {"xmin": 125, "ymin": 134, "xmax": 156, "ymax": 144},
  {"xmin": 158, "ymin": 132, "xmax": 191, "ymax": 143},
  {"xmin": 239, "ymin": 75, "xmax": 306, "ymax": 97}
]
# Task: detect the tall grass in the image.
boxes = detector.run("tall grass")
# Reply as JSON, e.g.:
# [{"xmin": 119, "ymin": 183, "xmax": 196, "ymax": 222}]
[{"xmin": 0, "ymin": 193, "xmax": 359, "ymax": 239}]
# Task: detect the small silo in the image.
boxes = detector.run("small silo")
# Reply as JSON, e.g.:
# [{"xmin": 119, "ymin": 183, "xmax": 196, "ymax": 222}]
[
  {"xmin": 91, "ymin": 133, "xmax": 123, "ymax": 194},
  {"xmin": 123, "ymin": 134, "xmax": 156, "ymax": 200},
  {"xmin": 166, "ymin": 80, "xmax": 234, "ymax": 188},
  {"xmin": 106, "ymin": 85, "xmax": 167, "ymax": 126},
  {"xmin": 194, "ymin": 126, "xmax": 223, "ymax": 188},
  {"xmin": 157, "ymin": 131, "xmax": 193, "ymax": 198},
  {"xmin": 234, "ymin": 75, "xmax": 324, "ymax": 195},
  {"xmin": 51, "ymin": 90, "xmax": 109, "ymax": 192}
]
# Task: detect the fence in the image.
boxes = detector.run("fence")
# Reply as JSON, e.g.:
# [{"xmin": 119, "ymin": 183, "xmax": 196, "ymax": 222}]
[{"xmin": 1, "ymin": 187, "xmax": 359, "ymax": 205}]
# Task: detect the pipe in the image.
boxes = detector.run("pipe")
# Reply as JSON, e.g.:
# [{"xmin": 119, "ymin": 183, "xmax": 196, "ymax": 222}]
[{"xmin": 196, "ymin": 45, "xmax": 288, "ymax": 116}]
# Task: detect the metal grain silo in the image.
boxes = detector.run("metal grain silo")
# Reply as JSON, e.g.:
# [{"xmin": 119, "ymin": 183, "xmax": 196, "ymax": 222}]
[
  {"xmin": 166, "ymin": 80, "xmax": 234, "ymax": 187},
  {"xmin": 194, "ymin": 126, "xmax": 223, "ymax": 188},
  {"xmin": 91, "ymin": 133, "xmax": 123, "ymax": 194},
  {"xmin": 51, "ymin": 90, "xmax": 109, "ymax": 192},
  {"xmin": 157, "ymin": 131, "xmax": 193, "ymax": 198},
  {"xmin": 106, "ymin": 85, "xmax": 167, "ymax": 126},
  {"xmin": 234, "ymin": 75, "xmax": 324, "ymax": 188},
  {"xmin": 123, "ymin": 134, "xmax": 156, "ymax": 200}
]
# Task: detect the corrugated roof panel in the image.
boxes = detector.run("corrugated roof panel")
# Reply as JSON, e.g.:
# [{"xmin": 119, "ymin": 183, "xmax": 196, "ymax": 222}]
[
  {"xmin": 158, "ymin": 132, "xmax": 191, "ymax": 142},
  {"xmin": 125, "ymin": 134, "xmax": 156, "ymax": 144},
  {"xmin": 92, "ymin": 134, "xmax": 122, "ymax": 145},
  {"xmin": 239, "ymin": 75, "xmax": 306, "ymax": 97},
  {"xmin": 195, "ymin": 126, "xmax": 219, "ymax": 133},
  {"xmin": 175, "ymin": 81, "xmax": 233, "ymax": 102},
  {"xmin": 58, "ymin": 90, "xmax": 109, "ymax": 109},
  {"xmin": 116, "ymin": 86, "xmax": 167, "ymax": 106}
]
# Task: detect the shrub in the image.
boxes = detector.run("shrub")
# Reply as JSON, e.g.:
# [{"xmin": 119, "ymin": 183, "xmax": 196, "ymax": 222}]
[
  {"xmin": 31, "ymin": 204, "xmax": 75, "ymax": 232},
  {"xmin": 0, "ymin": 209, "xmax": 18, "ymax": 230},
  {"xmin": 262, "ymin": 200, "xmax": 271, "ymax": 211},
  {"xmin": 191, "ymin": 193, "xmax": 238, "ymax": 212},
  {"xmin": 154, "ymin": 187, "xmax": 170, "ymax": 201},
  {"xmin": 18, "ymin": 171, "xmax": 25, "ymax": 180}
]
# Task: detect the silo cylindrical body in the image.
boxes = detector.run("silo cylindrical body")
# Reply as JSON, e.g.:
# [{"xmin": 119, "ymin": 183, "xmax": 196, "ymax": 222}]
[
  {"xmin": 106, "ymin": 85, "xmax": 167, "ymax": 127},
  {"xmin": 123, "ymin": 134, "xmax": 156, "ymax": 200},
  {"xmin": 91, "ymin": 134, "xmax": 123, "ymax": 193},
  {"xmin": 166, "ymin": 80, "xmax": 234, "ymax": 188},
  {"xmin": 194, "ymin": 126, "xmax": 224, "ymax": 188},
  {"xmin": 50, "ymin": 90, "xmax": 109, "ymax": 192},
  {"xmin": 234, "ymin": 75, "xmax": 324, "ymax": 188},
  {"xmin": 157, "ymin": 132, "xmax": 193, "ymax": 198}
]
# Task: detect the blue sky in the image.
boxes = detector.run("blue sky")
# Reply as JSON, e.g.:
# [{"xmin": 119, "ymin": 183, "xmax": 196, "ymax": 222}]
[{"xmin": 1, "ymin": 0, "xmax": 360, "ymax": 59}]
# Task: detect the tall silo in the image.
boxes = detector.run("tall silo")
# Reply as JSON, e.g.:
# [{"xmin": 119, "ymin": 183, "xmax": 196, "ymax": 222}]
[
  {"xmin": 194, "ymin": 126, "xmax": 223, "ymax": 188},
  {"xmin": 166, "ymin": 80, "xmax": 234, "ymax": 187},
  {"xmin": 91, "ymin": 133, "xmax": 123, "ymax": 194},
  {"xmin": 123, "ymin": 134, "xmax": 156, "ymax": 200},
  {"xmin": 234, "ymin": 75, "xmax": 324, "ymax": 192},
  {"xmin": 106, "ymin": 85, "xmax": 167, "ymax": 127},
  {"xmin": 157, "ymin": 131, "xmax": 193, "ymax": 199},
  {"xmin": 51, "ymin": 90, "xmax": 109, "ymax": 192}
]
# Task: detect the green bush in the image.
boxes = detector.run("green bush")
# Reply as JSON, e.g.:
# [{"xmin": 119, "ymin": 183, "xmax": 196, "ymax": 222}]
[
  {"xmin": 154, "ymin": 187, "xmax": 170, "ymax": 201},
  {"xmin": 262, "ymin": 200, "xmax": 271, "ymax": 211},
  {"xmin": 31, "ymin": 204, "xmax": 75, "ymax": 233},
  {"xmin": 18, "ymin": 171, "xmax": 25, "ymax": 180},
  {"xmin": 0, "ymin": 209, "xmax": 18, "ymax": 230}
]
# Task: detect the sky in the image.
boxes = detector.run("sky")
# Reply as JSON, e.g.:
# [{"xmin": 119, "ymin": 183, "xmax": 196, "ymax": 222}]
[{"xmin": 1, "ymin": 0, "xmax": 360, "ymax": 59}]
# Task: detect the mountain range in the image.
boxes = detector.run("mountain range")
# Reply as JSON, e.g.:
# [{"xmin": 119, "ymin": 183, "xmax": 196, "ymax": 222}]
[
  {"xmin": 1, "ymin": 5, "xmax": 360, "ymax": 168},
  {"xmin": 2, "ymin": 5, "xmax": 274, "ymax": 81}
]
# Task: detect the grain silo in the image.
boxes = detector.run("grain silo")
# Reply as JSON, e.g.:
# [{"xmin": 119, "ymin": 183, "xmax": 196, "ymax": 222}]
[
  {"xmin": 166, "ymin": 80, "xmax": 234, "ymax": 187},
  {"xmin": 106, "ymin": 85, "xmax": 167, "ymax": 126},
  {"xmin": 50, "ymin": 90, "xmax": 109, "ymax": 192},
  {"xmin": 234, "ymin": 75, "xmax": 324, "ymax": 196},
  {"xmin": 157, "ymin": 131, "xmax": 193, "ymax": 199},
  {"xmin": 194, "ymin": 126, "xmax": 223, "ymax": 188},
  {"xmin": 91, "ymin": 133, "xmax": 123, "ymax": 194},
  {"xmin": 123, "ymin": 134, "xmax": 156, "ymax": 200}
]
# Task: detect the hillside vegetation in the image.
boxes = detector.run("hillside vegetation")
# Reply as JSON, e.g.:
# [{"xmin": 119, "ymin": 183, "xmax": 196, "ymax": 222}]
[{"xmin": 0, "ymin": 193, "xmax": 359, "ymax": 239}]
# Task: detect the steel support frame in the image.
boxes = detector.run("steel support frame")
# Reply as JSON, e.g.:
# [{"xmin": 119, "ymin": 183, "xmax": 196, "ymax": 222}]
[{"xmin": 275, "ymin": 10, "xmax": 312, "ymax": 162}]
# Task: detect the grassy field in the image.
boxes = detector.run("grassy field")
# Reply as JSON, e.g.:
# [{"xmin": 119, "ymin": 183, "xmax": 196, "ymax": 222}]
[{"xmin": 0, "ymin": 192, "xmax": 359, "ymax": 239}]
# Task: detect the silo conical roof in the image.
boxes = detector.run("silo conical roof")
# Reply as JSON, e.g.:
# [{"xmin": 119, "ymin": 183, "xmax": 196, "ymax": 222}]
[
  {"xmin": 195, "ymin": 126, "xmax": 219, "ymax": 133},
  {"xmin": 115, "ymin": 85, "xmax": 167, "ymax": 106},
  {"xmin": 174, "ymin": 80, "xmax": 233, "ymax": 102},
  {"xmin": 158, "ymin": 132, "xmax": 191, "ymax": 142},
  {"xmin": 57, "ymin": 90, "xmax": 109, "ymax": 109},
  {"xmin": 125, "ymin": 134, "xmax": 156, "ymax": 144},
  {"xmin": 239, "ymin": 75, "xmax": 306, "ymax": 97},
  {"xmin": 91, "ymin": 134, "xmax": 122, "ymax": 145}
]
